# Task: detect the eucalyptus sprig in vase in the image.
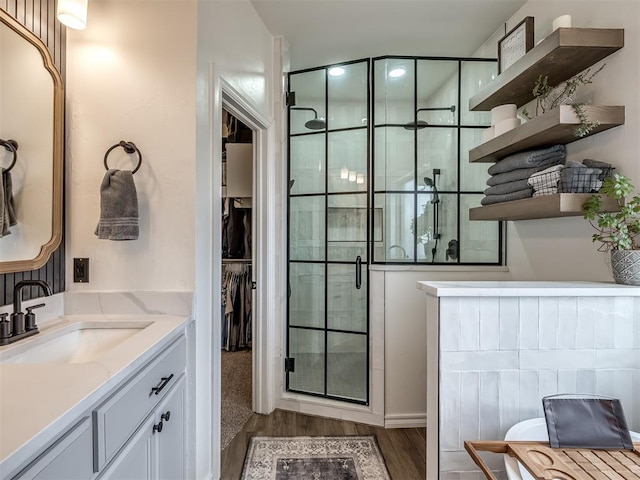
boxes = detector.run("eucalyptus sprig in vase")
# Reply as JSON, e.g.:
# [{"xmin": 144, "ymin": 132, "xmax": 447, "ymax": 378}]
[{"xmin": 582, "ymin": 173, "xmax": 640, "ymax": 285}]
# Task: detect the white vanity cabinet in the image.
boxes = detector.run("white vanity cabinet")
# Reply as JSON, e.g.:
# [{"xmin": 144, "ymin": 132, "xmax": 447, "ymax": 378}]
[
  {"xmin": 99, "ymin": 375, "xmax": 186, "ymax": 480},
  {"xmin": 12, "ymin": 418, "xmax": 93, "ymax": 480},
  {"xmin": 7, "ymin": 332, "xmax": 188, "ymax": 480}
]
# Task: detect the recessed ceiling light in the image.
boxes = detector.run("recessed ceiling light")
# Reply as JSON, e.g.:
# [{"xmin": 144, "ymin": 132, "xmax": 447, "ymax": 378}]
[
  {"xmin": 389, "ymin": 68, "xmax": 406, "ymax": 78},
  {"xmin": 329, "ymin": 67, "xmax": 345, "ymax": 77}
]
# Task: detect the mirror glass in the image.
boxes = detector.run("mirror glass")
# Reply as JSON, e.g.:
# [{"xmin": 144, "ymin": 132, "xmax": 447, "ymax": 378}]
[{"xmin": 0, "ymin": 9, "xmax": 63, "ymax": 273}]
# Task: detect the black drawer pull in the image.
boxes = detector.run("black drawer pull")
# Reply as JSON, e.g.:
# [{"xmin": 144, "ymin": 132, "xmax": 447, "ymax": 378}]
[
  {"xmin": 153, "ymin": 421, "xmax": 163, "ymax": 434},
  {"xmin": 161, "ymin": 411, "xmax": 171, "ymax": 422},
  {"xmin": 150, "ymin": 373, "xmax": 174, "ymax": 396}
]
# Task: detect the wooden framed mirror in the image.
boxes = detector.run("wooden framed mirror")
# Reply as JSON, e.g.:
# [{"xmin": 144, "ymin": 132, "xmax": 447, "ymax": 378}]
[{"xmin": 0, "ymin": 8, "xmax": 63, "ymax": 274}]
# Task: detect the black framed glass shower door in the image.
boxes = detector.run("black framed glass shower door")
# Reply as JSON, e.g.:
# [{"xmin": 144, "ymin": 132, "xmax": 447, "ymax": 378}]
[{"xmin": 287, "ymin": 59, "xmax": 370, "ymax": 404}]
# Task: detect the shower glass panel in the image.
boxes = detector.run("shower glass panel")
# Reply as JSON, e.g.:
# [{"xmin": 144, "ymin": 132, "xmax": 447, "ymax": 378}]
[
  {"xmin": 417, "ymin": 128, "xmax": 458, "ymax": 192},
  {"xmin": 290, "ymin": 70, "xmax": 325, "ymax": 135},
  {"xmin": 416, "ymin": 60, "xmax": 458, "ymax": 127},
  {"xmin": 289, "ymin": 196, "xmax": 325, "ymax": 262},
  {"xmin": 327, "ymin": 193, "xmax": 368, "ymax": 262},
  {"xmin": 328, "ymin": 61, "xmax": 368, "ymax": 130},
  {"xmin": 288, "ymin": 328, "xmax": 325, "ymax": 395},
  {"xmin": 327, "ymin": 332, "xmax": 367, "ymax": 401},
  {"xmin": 290, "ymin": 134, "xmax": 325, "ymax": 195},
  {"xmin": 374, "ymin": 127, "xmax": 414, "ymax": 191},
  {"xmin": 287, "ymin": 59, "xmax": 369, "ymax": 405},
  {"xmin": 289, "ymin": 262, "xmax": 325, "ymax": 329},
  {"xmin": 327, "ymin": 263, "xmax": 367, "ymax": 332},
  {"xmin": 376, "ymin": 193, "xmax": 413, "ymax": 262},
  {"xmin": 373, "ymin": 56, "xmax": 502, "ymax": 264},
  {"xmin": 328, "ymin": 130, "xmax": 367, "ymax": 194}
]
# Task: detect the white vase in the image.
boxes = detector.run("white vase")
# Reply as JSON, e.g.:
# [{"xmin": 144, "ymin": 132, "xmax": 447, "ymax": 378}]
[{"xmin": 610, "ymin": 250, "xmax": 640, "ymax": 286}]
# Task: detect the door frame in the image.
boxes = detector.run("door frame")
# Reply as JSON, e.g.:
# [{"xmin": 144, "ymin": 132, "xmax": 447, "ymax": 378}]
[{"xmin": 195, "ymin": 64, "xmax": 275, "ymax": 480}]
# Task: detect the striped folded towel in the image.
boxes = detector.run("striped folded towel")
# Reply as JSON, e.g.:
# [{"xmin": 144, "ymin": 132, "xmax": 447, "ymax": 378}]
[{"xmin": 528, "ymin": 164, "xmax": 564, "ymax": 197}]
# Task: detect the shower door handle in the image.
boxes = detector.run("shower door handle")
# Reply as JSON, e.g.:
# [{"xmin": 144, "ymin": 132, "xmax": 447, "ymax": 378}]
[{"xmin": 355, "ymin": 256, "xmax": 362, "ymax": 290}]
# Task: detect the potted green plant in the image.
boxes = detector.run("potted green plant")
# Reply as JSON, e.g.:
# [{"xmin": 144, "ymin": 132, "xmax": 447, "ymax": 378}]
[{"xmin": 582, "ymin": 173, "xmax": 640, "ymax": 285}]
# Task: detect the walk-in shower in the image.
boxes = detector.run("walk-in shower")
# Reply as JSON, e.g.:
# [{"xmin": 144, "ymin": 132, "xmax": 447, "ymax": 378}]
[{"xmin": 285, "ymin": 55, "xmax": 504, "ymax": 407}]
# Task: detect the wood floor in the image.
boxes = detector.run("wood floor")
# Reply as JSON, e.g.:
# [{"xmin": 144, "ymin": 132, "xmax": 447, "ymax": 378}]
[{"xmin": 220, "ymin": 409, "xmax": 426, "ymax": 480}]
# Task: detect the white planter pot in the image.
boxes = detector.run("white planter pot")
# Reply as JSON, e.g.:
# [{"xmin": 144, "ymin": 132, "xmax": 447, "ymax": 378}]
[{"xmin": 610, "ymin": 250, "xmax": 640, "ymax": 286}]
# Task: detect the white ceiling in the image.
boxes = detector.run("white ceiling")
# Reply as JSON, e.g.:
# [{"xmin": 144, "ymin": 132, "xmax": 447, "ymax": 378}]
[{"xmin": 250, "ymin": 0, "xmax": 527, "ymax": 70}]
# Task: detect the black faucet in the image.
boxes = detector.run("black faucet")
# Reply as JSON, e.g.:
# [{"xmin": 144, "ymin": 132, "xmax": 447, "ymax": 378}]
[{"xmin": 0, "ymin": 280, "xmax": 52, "ymax": 345}]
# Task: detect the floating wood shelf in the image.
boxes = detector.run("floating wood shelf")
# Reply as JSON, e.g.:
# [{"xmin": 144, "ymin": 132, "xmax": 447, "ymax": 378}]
[
  {"xmin": 469, "ymin": 194, "xmax": 619, "ymax": 221},
  {"xmin": 469, "ymin": 28, "xmax": 624, "ymax": 111},
  {"xmin": 470, "ymin": 105, "xmax": 625, "ymax": 163}
]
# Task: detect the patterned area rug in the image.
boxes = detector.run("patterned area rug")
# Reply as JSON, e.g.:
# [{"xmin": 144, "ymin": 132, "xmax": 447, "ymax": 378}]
[{"xmin": 241, "ymin": 436, "xmax": 391, "ymax": 480}]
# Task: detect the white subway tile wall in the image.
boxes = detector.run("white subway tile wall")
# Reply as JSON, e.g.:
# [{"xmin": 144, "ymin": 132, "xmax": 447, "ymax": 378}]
[{"xmin": 437, "ymin": 295, "xmax": 640, "ymax": 477}]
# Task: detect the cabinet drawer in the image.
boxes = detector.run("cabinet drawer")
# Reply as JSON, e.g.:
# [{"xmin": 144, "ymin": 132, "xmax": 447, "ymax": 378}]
[
  {"xmin": 13, "ymin": 417, "xmax": 92, "ymax": 480},
  {"xmin": 94, "ymin": 335, "xmax": 186, "ymax": 470}
]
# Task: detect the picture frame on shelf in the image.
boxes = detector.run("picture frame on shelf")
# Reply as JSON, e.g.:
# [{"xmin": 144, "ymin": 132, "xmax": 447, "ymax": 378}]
[{"xmin": 498, "ymin": 16, "xmax": 534, "ymax": 74}]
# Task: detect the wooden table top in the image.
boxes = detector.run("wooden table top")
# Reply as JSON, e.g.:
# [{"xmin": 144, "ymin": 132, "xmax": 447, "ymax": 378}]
[{"xmin": 465, "ymin": 440, "xmax": 640, "ymax": 480}]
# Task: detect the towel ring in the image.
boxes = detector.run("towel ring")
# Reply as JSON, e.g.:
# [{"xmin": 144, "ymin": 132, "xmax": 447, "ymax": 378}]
[
  {"xmin": 0, "ymin": 139, "xmax": 18, "ymax": 173},
  {"xmin": 103, "ymin": 140, "xmax": 142, "ymax": 174}
]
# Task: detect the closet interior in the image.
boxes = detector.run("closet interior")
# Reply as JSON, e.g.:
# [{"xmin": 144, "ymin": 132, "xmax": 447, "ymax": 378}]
[{"xmin": 220, "ymin": 109, "xmax": 254, "ymax": 451}]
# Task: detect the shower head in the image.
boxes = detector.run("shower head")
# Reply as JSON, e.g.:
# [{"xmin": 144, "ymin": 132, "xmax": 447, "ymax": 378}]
[
  {"xmin": 291, "ymin": 107, "xmax": 326, "ymax": 130},
  {"xmin": 424, "ymin": 177, "xmax": 440, "ymax": 204},
  {"xmin": 304, "ymin": 118, "xmax": 327, "ymax": 130},
  {"xmin": 403, "ymin": 105, "xmax": 456, "ymax": 130}
]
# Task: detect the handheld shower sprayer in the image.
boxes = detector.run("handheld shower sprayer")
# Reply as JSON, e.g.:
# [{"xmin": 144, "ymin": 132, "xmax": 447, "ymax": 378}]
[{"xmin": 423, "ymin": 170, "xmax": 442, "ymax": 262}]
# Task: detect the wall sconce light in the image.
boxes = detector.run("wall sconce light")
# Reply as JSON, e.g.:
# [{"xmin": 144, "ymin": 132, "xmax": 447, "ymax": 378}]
[
  {"xmin": 348, "ymin": 171, "xmax": 356, "ymax": 182},
  {"xmin": 57, "ymin": 0, "xmax": 88, "ymax": 30},
  {"xmin": 340, "ymin": 166, "xmax": 349, "ymax": 180},
  {"xmin": 356, "ymin": 174, "xmax": 364, "ymax": 184}
]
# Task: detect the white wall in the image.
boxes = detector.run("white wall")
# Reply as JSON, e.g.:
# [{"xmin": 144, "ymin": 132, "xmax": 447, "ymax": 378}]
[
  {"xmin": 65, "ymin": 0, "xmax": 197, "ymax": 291},
  {"xmin": 381, "ymin": 268, "xmax": 511, "ymax": 426},
  {"xmin": 194, "ymin": 1, "xmax": 276, "ymax": 478},
  {"xmin": 503, "ymin": 0, "xmax": 640, "ymax": 281},
  {"xmin": 65, "ymin": 1, "xmax": 276, "ymax": 478}
]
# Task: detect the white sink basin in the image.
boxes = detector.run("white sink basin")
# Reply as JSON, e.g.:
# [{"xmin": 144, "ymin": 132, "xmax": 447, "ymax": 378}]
[{"xmin": 0, "ymin": 322, "xmax": 152, "ymax": 364}]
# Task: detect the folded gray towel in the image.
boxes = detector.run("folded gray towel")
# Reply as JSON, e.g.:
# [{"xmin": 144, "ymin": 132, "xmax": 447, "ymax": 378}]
[
  {"xmin": 1, "ymin": 168, "xmax": 17, "ymax": 238},
  {"xmin": 480, "ymin": 188, "xmax": 533, "ymax": 206},
  {"xmin": 486, "ymin": 167, "xmax": 547, "ymax": 186},
  {"xmin": 484, "ymin": 179, "xmax": 531, "ymax": 196},
  {"xmin": 488, "ymin": 145, "xmax": 566, "ymax": 175},
  {"xmin": 95, "ymin": 169, "xmax": 139, "ymax": 240}
]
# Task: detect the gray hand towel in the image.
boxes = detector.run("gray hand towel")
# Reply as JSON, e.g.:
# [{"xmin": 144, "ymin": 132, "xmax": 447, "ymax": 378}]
[
  {"xmin": 1, "ymin": 168, "xmax": 17, "ymax": 238},
  {"xmin": 480, "ymin": 188, "xmax": 533, "ymax": 206},
  {"xmin": 95, "ymin": 169, "xmax": 139, "ymax": 240},
  {"xmin": 488, "ymin": 145, "xmax": 566, "ymax": 175},
  {"xmin": 487, "ymin": 166, "xmax": 547, "ymax": 186},
  {"xmin": 484, "ymin": 179, "xmax": 531, "ymax": 196}
]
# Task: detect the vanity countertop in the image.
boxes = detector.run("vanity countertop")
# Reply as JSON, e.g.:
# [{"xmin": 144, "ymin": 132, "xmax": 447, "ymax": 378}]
[
  {"xmin": 417, "ymin": 280, "xmax": 640, "ymax": 297},
  {"xmin": 0, "ymin": 314, "xmax": 190, "ymax": 476}
]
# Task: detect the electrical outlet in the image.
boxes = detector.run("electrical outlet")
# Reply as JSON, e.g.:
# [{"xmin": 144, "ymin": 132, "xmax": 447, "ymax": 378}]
[{"xmin": 74, "ymin": 258, "xmax": 89, "ymax": 283}]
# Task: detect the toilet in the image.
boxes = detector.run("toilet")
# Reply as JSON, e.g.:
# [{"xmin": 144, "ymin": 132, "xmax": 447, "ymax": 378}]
[{"xmin": 503, "ymin": 418, "xmax": 640, "ymax": 480}]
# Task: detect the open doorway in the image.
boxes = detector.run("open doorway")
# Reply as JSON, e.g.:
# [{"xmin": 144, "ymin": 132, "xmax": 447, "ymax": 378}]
[{"xmin": 220, "ymin": 108, "xmax": 255, "ymax": 450}]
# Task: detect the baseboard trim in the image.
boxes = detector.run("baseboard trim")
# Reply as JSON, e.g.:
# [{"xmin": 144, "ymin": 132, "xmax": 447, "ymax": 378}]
[{"xmin": 384, "ymin": 413, "xmax": 426, "ymax": 429}]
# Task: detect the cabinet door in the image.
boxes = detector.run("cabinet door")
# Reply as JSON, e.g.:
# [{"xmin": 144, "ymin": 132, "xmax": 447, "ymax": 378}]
[
  {"xmin": 13, "ymin": 418, "xmax": 92, "ymax": 480},
  {"xmin": 154, "ymin": 375, "xmax": 186, "ymax": 480},
  {"xmin": 98, "ymin": 415, "xmax": 153, "ymax": 480}
]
